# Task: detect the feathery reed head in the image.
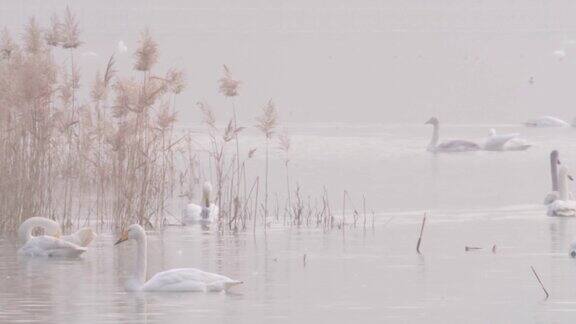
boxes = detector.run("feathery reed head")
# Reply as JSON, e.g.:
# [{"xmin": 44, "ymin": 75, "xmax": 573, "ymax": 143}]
[
  {"xmin": 0, "ymin": 28, "xmax": 18, "ymax": 60},
  {"xmin": 61, "ymin": 7, "xmax": 82, "ymax": 49},
  {"xmin": 23, "ymin": 17, "xmax": 44, "ymax": 55},
  {"xmin": 218, "ymin": 65, "xmax": 240, "ymax": 97},
  {"xmin": 256, "ymin": 99, "xmax": 278, "ymax": 139},
  {"xmin": 45, "ymin": 14, "xmax": 62, "ymax": 47},
  {"xmin": 134, "ymin": 28, "xmax": 158, "ymax": 72},
  {"xmin": 197, "ymin": 101, "xmax": 216, "ymax": 129}
]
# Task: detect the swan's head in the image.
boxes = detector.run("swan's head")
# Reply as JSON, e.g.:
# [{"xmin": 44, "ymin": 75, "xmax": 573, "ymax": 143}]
[
  {"xmin": 559, "ymin": 165, "xmax": 574, "ymax": 181},
  {"xmin": 570, "ymin": 240, "xmax": 576, "ymax": 258},
  {"xmin": 75, "ymin": 228, "xmax": 97, "ymax": 247},
  {"xmin": 425, "ymin": 117, "xmax": 439, "ymax": 125},
  {"xmin": 114, "ymin": 224, "xmax": 146, "ymax": 245},
  {"xmin": 203, "ymin": 181, "xmax": 213, "ymax": 206}
]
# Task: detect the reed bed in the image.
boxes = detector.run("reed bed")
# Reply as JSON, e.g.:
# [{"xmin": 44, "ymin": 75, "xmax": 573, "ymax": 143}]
[{"xmin": 0, "ymin": 10, "xmax": 373, "ymax": 234}]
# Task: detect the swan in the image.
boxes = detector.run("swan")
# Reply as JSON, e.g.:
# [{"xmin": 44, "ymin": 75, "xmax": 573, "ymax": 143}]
[
  {"xmin": 182, "ymin": 182, "xmax": 219, "ymax": 226},
  {"xmin": 483, "ymin": 129, "xmax": 531, "ymax": 151},
  {"xmin": 425, "ymin": 117, "xmax": 481, "ymax": 153},
  {"xmin": 525, "ymin": 116, "xmax": 569, "ymax": 127},
  {"xmin": 547, "ymin": 166, "xmax": 576, "ymax": 217},
  {"xmin": 18, "ymin": 217, "xmax": 87, "ymax": 257},
  {"xmin": 18, "ymin": 217, "xmax": 97, "ymax": 247},
  {"xmin": 570, "ymin": 239, "xmax": 576, "ymax": 258},
  {"xmin": 114, "ymin": 224, "xmax": 242, "ymax": 292}
]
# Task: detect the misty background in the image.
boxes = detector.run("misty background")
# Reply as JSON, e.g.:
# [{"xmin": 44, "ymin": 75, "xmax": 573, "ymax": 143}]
[{"xmin": 1, "ymin": 0, "xmax": 575, "ymax": 125}]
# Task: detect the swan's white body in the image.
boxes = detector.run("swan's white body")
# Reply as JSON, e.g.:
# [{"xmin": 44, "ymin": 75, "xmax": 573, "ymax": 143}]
[
  {"xmin": 62, "ymin": 228, "xmax": 97, "ymax": 247},
  {"xmin": 525, "ymin": 116, "xmax": 569, "ymax": 128},
  {"xmin": 483, "ymin": 129, "xmax": 531, "ymax": 151},
  {"xmin": 183, "ymin": 182, "xmax": 219, "ymax": 226},
  {"xmin": 483, "ymin": 129, "xmax": 519, "ymax": 151},
  {"xmin": 547, "ymin": 166, "xmax": 576, "ymax": 217},
  {"xmin": 116, "ymin": 224, "xmax": 242, "ymax": 292},
  {"xmin": 425, "ymin": 117, "xmax": 481, "ymax": 153},
  {"xmin": 18, "ymin": 217, "xmax": 88, "ymax": 257}
]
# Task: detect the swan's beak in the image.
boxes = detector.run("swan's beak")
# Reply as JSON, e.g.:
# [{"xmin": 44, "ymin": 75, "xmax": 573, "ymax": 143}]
[{"xmin": 114, "ymin": 232, "xmax": 128, "ymax": 246}]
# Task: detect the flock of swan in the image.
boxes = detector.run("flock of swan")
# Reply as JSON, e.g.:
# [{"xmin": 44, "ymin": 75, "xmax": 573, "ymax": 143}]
[
  {"xmin": 16, "ymin": 182, "xmax": 236, "ymax": 293},
  {"xmin": 426, "ymin": 116, "xmax": 576, "ymax": 252},
  {"xmin": 425, "ymin": 117, "xmax": 531, "ymax": 152},
  {"xmin": 14, "ymin": 116, "xmax": 576, "ymax": 293}
]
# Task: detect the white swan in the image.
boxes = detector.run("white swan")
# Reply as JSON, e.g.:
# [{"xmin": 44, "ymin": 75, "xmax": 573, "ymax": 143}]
[
  {"xmin": 425, "ymin": 117, "xmax": 481, "ymax": 153},
  {"xmin": 483, "ymin": 129, "xmax": 530, "ymax": 151},
  {"xmin": 114, "ymin": 224, "xmax": 242, "ymax": 292},
  {"xmin": 525, "ymin": 116, "xmax": 569, "ymax": 127},
  {"xmin": 547, "ymin": 166, "xmax": 576, "ymax": 217},
  {"xmin": 18, "ymin": 217, "xmax": 87, "ymax": 257},
  {"xmin": 18, "ymin": 217, "xmax": 97, "ymax": 247},
  {"xmin": 183, "ymin": 182, "xmax": 219, "ymax": 226}
]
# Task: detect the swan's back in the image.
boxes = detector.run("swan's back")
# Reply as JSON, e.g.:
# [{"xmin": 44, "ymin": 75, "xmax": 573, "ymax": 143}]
[
  {"xmin": 183, "ymin": 203, "xmax": 218, "ymax": 226},
  {"xmin": 63, "ymin": 228, "xmax": 96, "ymax": 247},
  {"xmin": 19, "ymin": 236, "xmax": 87, "ymax": 258},
  {"xmin": 142, "ymin": 268, "xmax": 242, "ymax": 292},
  {"xmin": 484, "ymin": 131, "xmax": 519, "ymax": 151},
  {"xmin": 434, "ymin": 140, "xmax": 480, "ymax": 152},
  {"xmin": 526, "ymin": 116, "xmax": 569, "ymax": 127},
  {"xmin": 547, "ymin": 200, "xmax": 576, "ymax": 217}
]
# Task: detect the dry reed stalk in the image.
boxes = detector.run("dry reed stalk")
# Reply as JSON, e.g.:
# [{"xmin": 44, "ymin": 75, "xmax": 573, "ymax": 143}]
[
  {"xmin": 416, "ymin": 214, "xmax": 427, "ymax": 254},
  {"xmin": 530, "ymin": 266, "xmax": 549, "ymax": 300}
]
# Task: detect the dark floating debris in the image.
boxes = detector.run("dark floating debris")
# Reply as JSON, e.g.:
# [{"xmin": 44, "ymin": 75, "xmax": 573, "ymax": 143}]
[{"xmin": 465, "ymin": 246, "xmax": 482, "ymax": 252}]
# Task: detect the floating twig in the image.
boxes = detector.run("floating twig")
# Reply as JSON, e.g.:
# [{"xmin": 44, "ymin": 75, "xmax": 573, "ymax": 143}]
[
  {"xmin": 416, "ymin": 214, "xmax": 427, "ymax": 255},
  {"xmin": 530, "ymin": 266, "xmax": 549, "ymax": 300},
  {"xmin": 492, "ymin": 244, "xmax": 497, "ymax": 253},
  {"xmin": 465, "ymin": 246, "xmax": 482, "ymax": 252}
]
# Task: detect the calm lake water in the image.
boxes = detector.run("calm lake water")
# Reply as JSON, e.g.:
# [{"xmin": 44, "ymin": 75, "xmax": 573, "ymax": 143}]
[{"xmin": 2, "ymin": 123, "xmax": 576, "ymax": 323}]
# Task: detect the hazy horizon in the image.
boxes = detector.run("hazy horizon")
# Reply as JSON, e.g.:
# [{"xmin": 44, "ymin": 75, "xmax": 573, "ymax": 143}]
[{"xmin": 2, "ymin": 1, "xmax": 576, "ymax": 125}]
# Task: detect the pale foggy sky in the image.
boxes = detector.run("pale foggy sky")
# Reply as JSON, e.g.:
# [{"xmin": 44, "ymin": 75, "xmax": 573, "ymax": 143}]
[{"xmin": 1, "ymin": 0, "xmax": 576, "ymax": 125}]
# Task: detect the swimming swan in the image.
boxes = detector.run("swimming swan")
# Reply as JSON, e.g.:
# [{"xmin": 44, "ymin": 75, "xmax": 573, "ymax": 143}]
[
  {"xmin": 182, "ymin": 182, "xmax": 219, "ymax": 226},
  {"xmin": 18, "ymin": 217, "xmax": 88, "ymax": 257},
  {"xmin": 525, "ymin": 116, "xmax": 569, "ymax": 127},
  {"xmin": 425, "ymin": 117, "xmax": 481, "ymax": 153},
  {"xmin": 114, "ymin": 224, "xmax": 242, "ymax": 292},
  {"xmin": 547, "ymin": 166, "xmax": 576, "ymax": 217},
  {"xmin": 483, "ymin": 129, "xmax": 530, "ymax": 151}
]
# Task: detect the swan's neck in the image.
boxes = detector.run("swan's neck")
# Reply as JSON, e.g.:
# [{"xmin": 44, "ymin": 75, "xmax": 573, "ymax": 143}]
[
  {"xmin": 18, "ymin": 217, "xmax": 61, "ymax": 242},
  {"xmin": 202, "ymin": 189, "xmax": 211, "ymax": 208},
  {"xmin": 134, "ymin": 236, "xmax": 147, "ymax": 286},
  {"xmin": 551, "ymin": 156, "xmax": 559, "ymax": 191},
  {"xmin": 559, "ymin": 171, "xmax": 569, "ymax": 201},
  {"xmin": 428, "ymin": 123, "xmax": 439, "ymax": 150}
]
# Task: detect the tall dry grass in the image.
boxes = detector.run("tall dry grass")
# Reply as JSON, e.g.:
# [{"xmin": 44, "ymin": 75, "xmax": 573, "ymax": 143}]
[{"xmin": 0, "ymin": 10, "xmax": 373, "ymax": 234}]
